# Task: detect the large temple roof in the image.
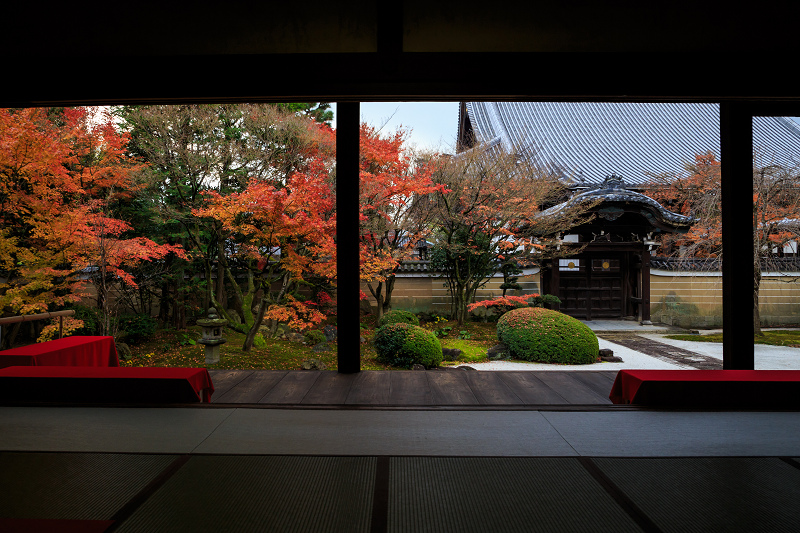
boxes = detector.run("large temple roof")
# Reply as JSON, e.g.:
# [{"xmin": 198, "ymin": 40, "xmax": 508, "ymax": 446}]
[{"xmin": 459, "ymin": 102, "xmax": 800, "ymax": 185}]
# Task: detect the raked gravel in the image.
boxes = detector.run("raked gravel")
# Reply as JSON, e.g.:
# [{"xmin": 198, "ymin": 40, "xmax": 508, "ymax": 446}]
[{"xmin": 456, "ymin": 337, "xmax": 691, "ymax": 371}]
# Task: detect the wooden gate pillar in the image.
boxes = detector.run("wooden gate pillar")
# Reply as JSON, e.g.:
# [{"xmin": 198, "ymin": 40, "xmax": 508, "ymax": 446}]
[{"xmin": 641, "ymin": 247, "xmax": 652, "ymax": 325}]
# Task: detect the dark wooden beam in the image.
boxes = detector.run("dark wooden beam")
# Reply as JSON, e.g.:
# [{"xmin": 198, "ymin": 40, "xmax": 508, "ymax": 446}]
[
  {"xmin": 1, "ymin": 54, "xmax": 797, "ymax": 109},
  {"xmin": 336, "ymin": 102, "xmax": 361, "ymax": 373},
  {"xmin": 720, "ymin": 102, "xmax": 755, "ymax": 369}
]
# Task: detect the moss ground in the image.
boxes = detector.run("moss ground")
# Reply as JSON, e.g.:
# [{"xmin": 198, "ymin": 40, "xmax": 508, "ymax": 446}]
[
  {"xmin": 664, "ymin": 329, "xmax": 800, "ymax": 347},
  {"xmin": 121, "ymin": 317, "xmax": 500, "ymax": 370}
]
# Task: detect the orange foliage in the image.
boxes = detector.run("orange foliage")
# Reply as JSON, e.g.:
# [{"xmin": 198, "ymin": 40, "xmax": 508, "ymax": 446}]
[
  {"xmin": 467, "ymin": 294, "xmax": 540, "ymax": 312},
  {"xmin": 0, "ymin": 107, "xmax": 185, "ymax": 317},
  {"xmin": 647, "ymin": 152, "xmax": 722, "ymax": 258},
  {"xmin": 262, "ymin": 295, "xmax": 326, "ymax": 331}
]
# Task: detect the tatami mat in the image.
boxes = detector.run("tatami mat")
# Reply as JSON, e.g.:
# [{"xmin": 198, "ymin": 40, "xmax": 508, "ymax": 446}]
[
  {"xmin": 192, "ymin": 409, "xmax": 577, "ymax": 456},
  {"xmin": 4, "ymin": 408, "xmax": 800, "ymax": 457},
  {"xmin": 0, "ymin": 452, "xmax": 176, "ymax": 520},
  {"xmin": 594, "ymin": 457, "xmax": 800, "ymax": 532},
  {"xmin": 2, "ymin": 452, "xmax": 800, "ymax": 532},
  {"xmin": 388, "ymin": 457, "xmax": 641, "ymax": 533},
  {"xmin": 114, "ymin": 456, "xmax": 375, "ymax": 533}
]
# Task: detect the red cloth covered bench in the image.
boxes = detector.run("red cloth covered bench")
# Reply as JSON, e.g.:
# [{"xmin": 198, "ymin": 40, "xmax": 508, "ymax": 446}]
[
  {"xmin": 0, "ymin": 336, "xmax": 119, "ymax": 368},
  {"xmin": 610, "ymin": 369, "xmax": 800, "ymax": 409},
  {"xmin": 0, "ymin": 366, "xmax": 214, "ymax": 404}
]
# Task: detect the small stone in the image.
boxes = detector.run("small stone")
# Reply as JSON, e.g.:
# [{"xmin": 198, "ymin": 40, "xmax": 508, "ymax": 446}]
[
  {"xmin": 458, "ymin": 366, "xmax": 477, "ymax": 371},
  {"xmin": 301, "ymin": 357, "xmax": 327, "ymax": 370},
  {"xmin": 287, "ymin": 332, "xmax": 305, "ymax": 343},
  {"xmin": 442, "ymin": 347, "xmax": 462, "ymax": 361},
  {"xmin": 487, "ymin": 343, "xmax": 509, "ymax": 360},
  {"xmin": 116, "ymin": 342, "xmax": 132, "ymax": 361},
  {"xmin": 226, "ymin": 310, "xmax": 242, "ymax": 324},
  {"xmin": 598, "ymin": 348, "xmax": 614, "ymax": 358},
  {"xmin": 311, "ymin": 342, "xmax": 330, "ymax": 352},
  {"xmin": 323, "ymin": 325, "xmax": 338, "ymax": 342},
  {"xmin": 412, "ymin": 364, "xmax": 426, "ymax": 371}
]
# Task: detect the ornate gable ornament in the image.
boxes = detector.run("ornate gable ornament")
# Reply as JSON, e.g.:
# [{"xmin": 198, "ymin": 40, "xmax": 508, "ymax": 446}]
[{"xmin": 599, "ymin": 174, "xmax": 626, "ymax": 190}]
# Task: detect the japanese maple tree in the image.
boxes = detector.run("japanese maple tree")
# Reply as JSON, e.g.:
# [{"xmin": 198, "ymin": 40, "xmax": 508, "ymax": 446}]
[
  {"xmin": 358, "ymin": 124, "xmax": 445, "ymax": 319},
  {"xmin": 428, "ymin": 144, "xmax": 593, "ymax": 325},
  {"xmin": 0, "ymin": 107, "xmax": 183, "ymax": 344},
  {"xmin": 194, "ymin": 154, "xmax": 336, "ymax": 350},
  {"xmin": 117, "ymin": 104, "xmax": 334, "ymax": 329},
  {"xmin": 646, "ymin": 151, "xmax": 800, "ymax": 335}
]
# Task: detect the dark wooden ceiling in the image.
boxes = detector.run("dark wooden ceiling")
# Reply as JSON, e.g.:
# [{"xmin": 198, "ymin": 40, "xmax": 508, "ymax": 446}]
[{"xmin": 3, "ymin": 1, "xmax": 800, "ymax": 107}]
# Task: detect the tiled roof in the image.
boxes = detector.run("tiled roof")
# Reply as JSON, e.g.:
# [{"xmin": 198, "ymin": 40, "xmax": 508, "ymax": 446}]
[
  {"xmin": 462, "ymin": 102, "xmax": 800, "ymax": 185},
  {"xmin": 650, "ymin": 257, "xmax": 800, "ymax": 272}
]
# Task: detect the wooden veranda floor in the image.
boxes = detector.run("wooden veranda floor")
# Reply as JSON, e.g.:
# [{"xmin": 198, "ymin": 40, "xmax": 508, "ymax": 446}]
[{"xmin": 207, "ymin": 369, "xmax": 619, "ymax": 407}]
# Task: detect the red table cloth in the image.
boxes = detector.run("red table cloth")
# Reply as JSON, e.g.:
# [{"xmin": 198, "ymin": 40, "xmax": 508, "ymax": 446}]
[
  {"xmin": 610, "ymin": 369, "xmax": 800, "ymax": 408},
  {"xmin": 0, "ymin": 336, "xmax": 119, "ymax": 368},
  {"xmin": 0, "ymin": 366, "xmax": 214, "ymax": 403}
]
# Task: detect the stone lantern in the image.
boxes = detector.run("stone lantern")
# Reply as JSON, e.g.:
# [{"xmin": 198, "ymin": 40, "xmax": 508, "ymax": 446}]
[{"xmin": 196, "ymin": 308, "xmax": 228, "ymax": 365}]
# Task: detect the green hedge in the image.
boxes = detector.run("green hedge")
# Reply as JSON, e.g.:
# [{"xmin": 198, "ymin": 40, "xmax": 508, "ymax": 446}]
[
  {"xmin": 377, "ymin": 310, "xmax": 420, "ymax": 328},
  {"xmin": 374, "ymin": 323, "xmax": 443, "ymax": 369},
  {"xmin": 496, "ymin": 307, "xmax": 598, "ymax": 364}
]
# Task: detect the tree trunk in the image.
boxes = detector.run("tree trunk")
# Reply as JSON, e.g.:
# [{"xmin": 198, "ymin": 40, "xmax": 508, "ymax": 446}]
[
  {"xmin": 753, "ymin": 268, "xmax": 763, "ymax": 336},
  {"xmin": 243, "ymin": 296, "xmax": 270, "ymax": 351},
  {"xmin": 267, "ymin": 273, "xmax": 292, "ymax": 337},
  {"xmin": 243, "ymin": 272, "xmax": 291, "ymax": 350},
  {"xmin": 202, "ymin": 260, "xmax": 212, "ymax": 316},
  {"xmin": 158, "ymin": 253, "xmax": 173, "ymax": 323},
  {"xmin": 216, "ymin": 234, "xmax": 227, "ymax": 308},
  {"xmin": 367, "ymin": 281, "xmax": 385, "ymax": 320},
  {"xmin": 454, "ymin": 285, "xmax": 468, "ymax": 326},
  {"xmin": 383, "ymin": 276, "xmax": 396, "ymax": 315}
]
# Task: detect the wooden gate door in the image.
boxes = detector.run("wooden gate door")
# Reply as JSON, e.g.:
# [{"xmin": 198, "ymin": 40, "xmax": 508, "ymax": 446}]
[{"xmin": 558, "ymin": 254, "xmax": 625, "ymax": 320}]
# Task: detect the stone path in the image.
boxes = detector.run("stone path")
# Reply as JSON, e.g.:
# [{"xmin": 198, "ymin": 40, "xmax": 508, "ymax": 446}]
[{"xmin": 596, "ymin": 334, "xmax": 722, "ymax": 370}]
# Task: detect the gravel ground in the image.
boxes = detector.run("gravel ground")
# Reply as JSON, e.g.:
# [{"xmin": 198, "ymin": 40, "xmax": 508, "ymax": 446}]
[{"xmin": 640, "ymin": 334, "xmax": 800, "ymax": 370}]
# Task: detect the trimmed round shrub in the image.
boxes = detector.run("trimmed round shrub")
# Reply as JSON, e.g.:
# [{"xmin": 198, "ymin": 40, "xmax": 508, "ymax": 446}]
[
  {"xmin": 496, "ymin": 307, "xmax": 598, "ymax": 364},
  {"xmin": 374, "ymin": 323, "xmax": 443, "ymax": 369},
  {"xmin": 377, "ymin": 309, "xmax": 420, "ymax": 328},
  {"xmin": 304, "ymin": 329, "xmax": 326, "ymax": 345}
]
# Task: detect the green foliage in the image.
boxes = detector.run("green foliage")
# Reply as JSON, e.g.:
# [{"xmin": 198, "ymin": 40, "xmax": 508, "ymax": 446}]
[
  {"xmin": 434, "ymin": 325, "xmax": 452, "ymax": 338},
  {"xmin": 403, "ymin": 327, "xmax": 444, "ymax": 368},
  {"xmin": 253, "ymin": 333, "xmax": 268, "ymax": 349},
  {"xmin": 496, "ymin": 307, "xmax": 598, "ymax": 364},
  {"xmin": 441, "ymin": 339, "xmax": 487, "ymax": 363},
  {"xmin": 374, "ymin": 323, "xmax": 443, "ymax": 369},
  {"xmin": 179, "ymin": 334, "xmax": 196, "ymax": 346},
  {"xmin": 531, "ymin": 294, "xmax": 562, "ymax": 308},
  {"xmin": 274, "ymin": 103, "xmax": 333, "ymax": 125},
  {"xmin": 430, "ymin": 226, "xmax": 496, "ymax": 323},
  {"xmin": 374, "ymin": 323, "xmax": 415, "ymax": 367},
  {"xmin": 377, "ymin": 310, "xmax": 420, "ymax": 328},
  {"xmin": 67, "ymin": 305, "xmax": 102, "ymax": 335},
  {"xmin": 304, "ymin": 329, "xmax": 326, "ymax": 345},
  {"xmin": 117, "ymin": 314, "xmax": 158, "ymax": 345}
]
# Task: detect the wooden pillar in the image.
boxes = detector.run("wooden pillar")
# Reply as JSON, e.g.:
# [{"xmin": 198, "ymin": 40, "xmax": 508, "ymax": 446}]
[
  {"xmin": 336, "ymin": 102, "xmax": 361, "ymax": 373},
  {"xmin": 641, "ymin": 247, "xmax": 651, "ymax": 324},
  {"xmin": 720, "ymin": 102, "xmax": 755, "ymax": 369}
]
